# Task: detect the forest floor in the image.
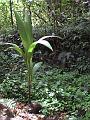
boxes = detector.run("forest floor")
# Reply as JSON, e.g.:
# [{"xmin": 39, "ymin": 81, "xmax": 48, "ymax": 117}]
[{"xmin": 0, "ymin": 101, "xmax": 67, "ymax": 120}]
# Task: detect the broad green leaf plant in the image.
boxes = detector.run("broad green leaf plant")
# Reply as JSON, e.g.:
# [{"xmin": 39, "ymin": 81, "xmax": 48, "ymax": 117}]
[{"xmin": 0, "ymin": 11, "xmax": 53, "ymax": 104}]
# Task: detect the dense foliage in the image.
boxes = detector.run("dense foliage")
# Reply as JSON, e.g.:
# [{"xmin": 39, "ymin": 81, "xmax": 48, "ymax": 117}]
[
  {"xmin": 0, "ymin": 0, "xmax": 90, "ymax": 120},
  {"xmin": 0, "ymin": 60, "xmax": 90, "ymax": 119}
]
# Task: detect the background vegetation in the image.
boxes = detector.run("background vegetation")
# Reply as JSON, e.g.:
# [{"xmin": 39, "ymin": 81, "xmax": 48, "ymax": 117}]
[{"xmin": 0, "ymin": 0, "xmax": 90, "ymax": 119}]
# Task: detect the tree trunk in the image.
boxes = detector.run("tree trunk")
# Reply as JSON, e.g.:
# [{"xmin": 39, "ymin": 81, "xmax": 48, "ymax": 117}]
[{"xmin": 10, "ymin": 0, "xmax": 13, "ymax": 27}]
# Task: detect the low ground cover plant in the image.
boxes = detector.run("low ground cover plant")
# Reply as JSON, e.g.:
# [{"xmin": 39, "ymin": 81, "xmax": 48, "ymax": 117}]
[{"xmin": 0, "ymin": 64, "xmax": 90, "ymax": 119}]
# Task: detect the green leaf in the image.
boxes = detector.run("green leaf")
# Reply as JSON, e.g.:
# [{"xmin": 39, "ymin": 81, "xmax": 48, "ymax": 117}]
[
  {"xmin": 21, "ymin": 0, "xmax": 26, "ymax": 3},
  {"xmin": 0, "ymin": 42, "xmax": 24, "ymax": 57},
  {"xmin": 15, "ymin": 11, "xmax": 33, "ymax": 51},
  {"xmin": 28, "ymin": 42, "xmax": 37, "ymax": 53},
  {"xmin": 25, "ymin": 12, "xmax": 33, "ymax": 45},
  {"xmin": 33, "ymin": 62, "xmax": 42, "ymax": 73},
  {"xmin": 37, "ymin": 39, "xmax": 53, "ymax": 51},
  {"xmin": 38, "ymin": 35, "xmax": 61, "ymax": 40},
  {"xmin": 28, "ymin": 39, "xmax": 53, "ymax": 53},
  {"xmin": 15, "ymin": 11, "xmax": 28, "ymax": 50},
  {"xmin": 10, "ymin": 44, "xmax": 25, "ymax": 57}
]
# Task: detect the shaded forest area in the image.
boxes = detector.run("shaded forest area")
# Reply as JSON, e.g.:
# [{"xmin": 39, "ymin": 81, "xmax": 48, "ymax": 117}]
[{"xmin": 0, "ymin": 0, "xmax": 90, "ymax": 120}]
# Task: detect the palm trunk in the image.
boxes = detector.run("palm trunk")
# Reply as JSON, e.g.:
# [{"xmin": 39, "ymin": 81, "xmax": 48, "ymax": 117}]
[
  {"xmin": 27, "ymin": 56, "xmax": 33, "ymax": 104},
  {"xmin": 28, "ymin": 64, "xmax": 32, "ymax": 104}
]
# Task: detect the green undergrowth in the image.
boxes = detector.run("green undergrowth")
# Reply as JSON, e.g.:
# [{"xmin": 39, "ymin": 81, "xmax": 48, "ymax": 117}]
[{"xmin": 0, "ymin": 64, "xmax": 90, "ymax": 119}]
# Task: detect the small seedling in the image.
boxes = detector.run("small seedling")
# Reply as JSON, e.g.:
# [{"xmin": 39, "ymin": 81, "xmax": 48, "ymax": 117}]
[{"xmin": 0, "ymin": 11, "xmax": 53, "ymax": 104}]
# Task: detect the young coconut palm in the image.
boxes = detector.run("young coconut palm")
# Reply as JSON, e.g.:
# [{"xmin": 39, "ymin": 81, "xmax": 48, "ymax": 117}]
[{"xmin": 0, "ymin": 11, "xmax": 53, "ymax": 104}]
